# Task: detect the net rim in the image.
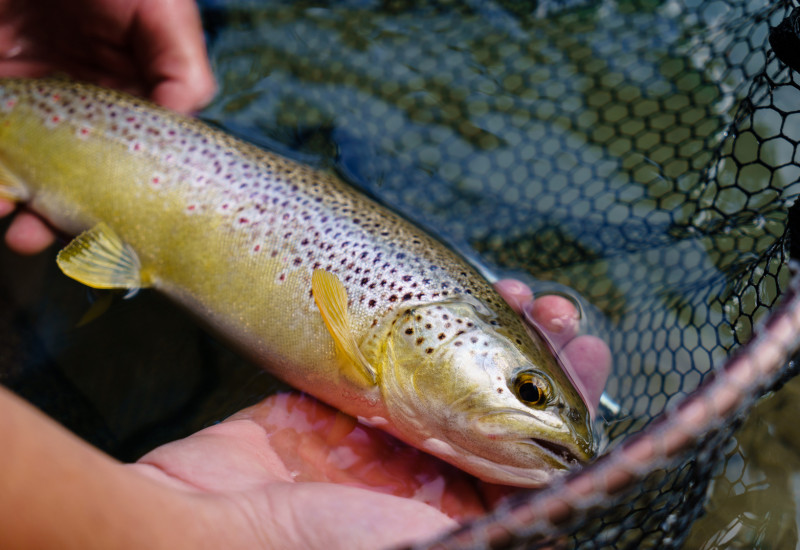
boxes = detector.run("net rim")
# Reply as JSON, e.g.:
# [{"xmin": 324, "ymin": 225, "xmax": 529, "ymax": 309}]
[{"xmin": 419, "ymin": 262, "xmax": 800, "ymax": 548}]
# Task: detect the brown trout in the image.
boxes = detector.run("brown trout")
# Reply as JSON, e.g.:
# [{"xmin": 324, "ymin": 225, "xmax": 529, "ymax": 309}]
[{"xmin": 0, "ymin": 78, "xmax": 593, "ymax": 486}]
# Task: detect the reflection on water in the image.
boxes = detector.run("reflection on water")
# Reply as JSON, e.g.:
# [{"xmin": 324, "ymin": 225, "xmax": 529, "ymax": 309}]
[{"xmin": 1, "ymin": 0, "xmax": 798, "ymax": 547}]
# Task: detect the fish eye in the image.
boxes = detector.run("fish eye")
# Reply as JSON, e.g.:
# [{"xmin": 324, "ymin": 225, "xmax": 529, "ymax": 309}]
[{"xmin": 513, "ymin": 371, "xmax": 550, "ymax": 407}]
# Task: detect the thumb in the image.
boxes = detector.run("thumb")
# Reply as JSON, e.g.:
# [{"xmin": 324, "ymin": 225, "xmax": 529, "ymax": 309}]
[{"xmin": 132, "ymin": 0, "xmax": 216, "ymax": 113}]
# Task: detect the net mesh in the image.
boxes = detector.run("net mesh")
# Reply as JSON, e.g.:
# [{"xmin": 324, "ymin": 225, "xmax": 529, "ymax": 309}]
[{"xmin": 196, "ymin": 0, "xmax": 800, "ymax": 546}]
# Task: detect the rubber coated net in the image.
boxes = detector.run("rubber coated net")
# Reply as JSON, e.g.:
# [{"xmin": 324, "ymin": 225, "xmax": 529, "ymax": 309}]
[{"xmin": 3, "ymin": 1, "xmax": 800, "ymax": 548}]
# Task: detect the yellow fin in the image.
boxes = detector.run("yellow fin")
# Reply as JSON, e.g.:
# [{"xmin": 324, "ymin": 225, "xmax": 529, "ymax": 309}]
[
  {"xmin": 56, "ymin": 223, "xmax": 146, "ymax": 292},
  {"xmin": 77, "ymin": 291, "xmax": 117, "ymax": 327},
  {"xmin": 312, "ymin": 269, "xmax": 377, "ymax": 385},
  {"xmin": 0, "ymin": 161, "xmax": 29, "ymax": 202}
]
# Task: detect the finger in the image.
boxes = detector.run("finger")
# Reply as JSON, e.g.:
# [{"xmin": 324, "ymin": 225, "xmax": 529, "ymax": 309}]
[
  {"xmin": 561, "ymin": 335, "xmax": 612, "ymax": 413},
  {"xmin": 524, "ymin": 294, "xmax": 581, "ymax": 349},
  {"xmin": 0, "ymin": 197, "xmax": 15, "ymax": 217},
  {"xmin": 5, "ymin": 211, "xmax": 55, "ymax": 254},
  {"xmin": 133, "ymin": 0, "xmax": 216, "ymax": 113},
  {"xmin": 494, "ymin": 278, "xmax": 533, "ymax": 314}
]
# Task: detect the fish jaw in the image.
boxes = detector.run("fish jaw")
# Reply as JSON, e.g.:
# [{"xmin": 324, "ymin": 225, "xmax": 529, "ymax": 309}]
[
  {"xmin": 471, "ymin": 406, "xmax": 594, "ymax": 469},
  {"xmin": 375, "ymin": 300, "xmax": 595, "ymax": 487}
]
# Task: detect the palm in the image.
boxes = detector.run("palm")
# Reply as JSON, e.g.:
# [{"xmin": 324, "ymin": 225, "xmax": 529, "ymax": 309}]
[
  {"xmin": 133, "ymin": 394, "xmax": 464, "ymax": 549},
  {"xmin": 126, "ymin": 288, "xmax": 610, "ymax": 549}
]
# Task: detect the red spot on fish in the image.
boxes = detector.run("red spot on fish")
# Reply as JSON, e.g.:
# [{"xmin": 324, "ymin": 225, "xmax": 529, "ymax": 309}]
[
  {"xmin": 239, "ymin": 217, "xmax": 249, "ymax": 224},
  {"xmin": 5, "ymin": 99, "xmax": 15, "ymax": 108},
  {"xmin": 126, "ymin": 116, "xmax": 135, "ymax": 122},
  {"xmin": 279, "ymin": 273, "xmax": 286, "ymax": 281},
  {"xmin": 187, "ymin": 205, "xmax": 196, "ymax": 211},
  {"xmin": 51, "ymin": 115, "xmax": 60, "ymax": 123},
  {"xmin": 254, "ymin": 245, "xmax": 261, "ymax": 252},
  {"xmin": 51, "ymin": 94, "xmax": 60, "ymax": 101},
  {"xmin": 152, "ymin": 177, "xmax": 159, "ymax": 184},
  {"xmin": 80, "ymin": 128, "xmax": 89, "ymax": 135},
  {"xmin": 134, "ymin": 143, "xmax": 141, "ymax": 151}
]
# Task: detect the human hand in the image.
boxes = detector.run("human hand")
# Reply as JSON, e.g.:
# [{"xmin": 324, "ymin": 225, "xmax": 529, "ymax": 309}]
[
  {"xmin": 127, "ymin": 282, "xmax": 611, "ymax": 548},
  {"xmin": 0, "ymin": 270, "xmax": 611, "ymax": 548},
  {"xmin": 0, "ymin": 0, "xmax": 216, "ymax": 254}
]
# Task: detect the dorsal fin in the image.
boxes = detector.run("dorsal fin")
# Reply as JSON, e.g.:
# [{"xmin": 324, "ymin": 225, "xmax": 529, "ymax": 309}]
[{"xmin": 312, "ymin": 269, "xmax": 377, "ymax": 385}]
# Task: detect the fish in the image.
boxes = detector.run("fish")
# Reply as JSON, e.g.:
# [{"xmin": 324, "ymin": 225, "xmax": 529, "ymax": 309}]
[{"xmin": 0, "ymin": 77, "xmax": 594, "ymax": 486}]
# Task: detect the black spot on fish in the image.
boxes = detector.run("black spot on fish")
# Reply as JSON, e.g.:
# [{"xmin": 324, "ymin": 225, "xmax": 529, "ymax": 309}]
[
  {"xmin": 425, "ymin": 348, "xmax": 434, "ymax": 354},
  {"xmin": 416, "ymin": 337, "xmax": 425, "ymax": 345},
  {"xmin": 405, "ymin": 328, "xmax": 414, "ymax": 335},
  {"xmin": 438, "ymin": 333, "xmax": 446, "ymax": 340}
]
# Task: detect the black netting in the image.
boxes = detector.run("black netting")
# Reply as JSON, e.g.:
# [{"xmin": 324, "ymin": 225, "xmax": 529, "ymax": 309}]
[{"xmin": 2, "ymin": 0, "xmax": 800, "ymax": 547}]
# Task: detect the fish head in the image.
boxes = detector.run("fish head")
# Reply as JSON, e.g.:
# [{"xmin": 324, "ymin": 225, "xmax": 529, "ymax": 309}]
[{"xmin": 380, "ymin": 299, "xmax": 595, "ymax": 487}]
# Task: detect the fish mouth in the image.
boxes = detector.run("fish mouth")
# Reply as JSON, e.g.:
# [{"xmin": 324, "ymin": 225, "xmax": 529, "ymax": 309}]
[{"xmin": 529, "ymin": 438, "xmax": 581, "ymax": 467}]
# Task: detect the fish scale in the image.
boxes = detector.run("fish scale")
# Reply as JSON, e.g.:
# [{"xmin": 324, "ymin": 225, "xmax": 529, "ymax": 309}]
[{"xmin": 0, "ymin": 77, "xmax": 594, "ymax": 486}]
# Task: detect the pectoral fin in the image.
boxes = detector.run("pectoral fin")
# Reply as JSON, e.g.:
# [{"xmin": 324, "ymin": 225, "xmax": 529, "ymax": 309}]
[
  {"xmin": 0, "ymin": 162, "xmax": 29, "ymax": 202},
  {"xmin": 312, "ymin": 269, "xmax": 377, "ymax": 385},
  {"xmin": 56, "ymin": 223, "xmax": 148, "ymax": 296}
]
